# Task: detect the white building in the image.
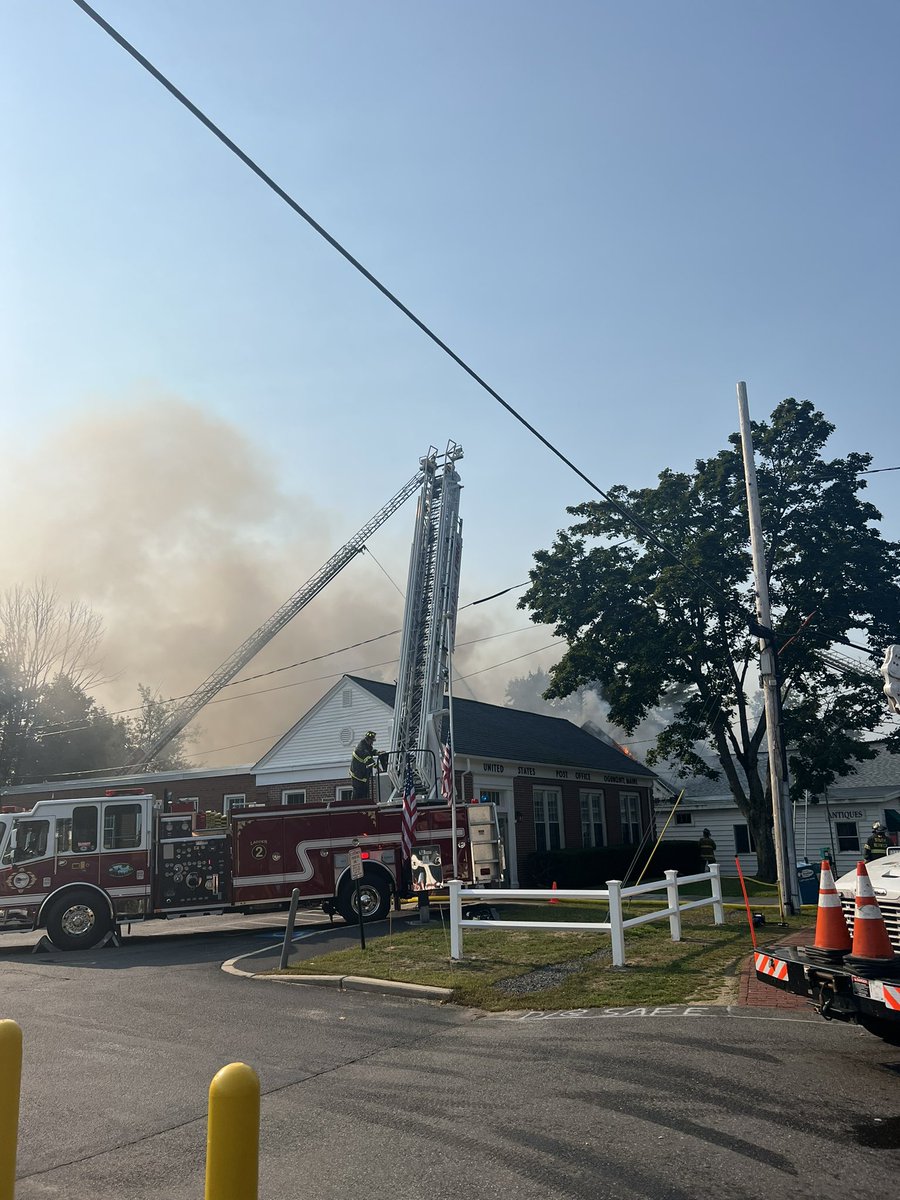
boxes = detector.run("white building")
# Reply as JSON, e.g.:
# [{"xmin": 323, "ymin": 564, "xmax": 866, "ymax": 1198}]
[{"xmin": 654, "ymin": 741, "xmax": 900, "ymax": 877}]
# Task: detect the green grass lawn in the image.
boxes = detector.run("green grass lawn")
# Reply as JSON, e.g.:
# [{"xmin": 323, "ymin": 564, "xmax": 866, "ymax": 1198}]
[{"xmin": 273, "ymin": 903, "xmax": 811, "ymax": 1011}]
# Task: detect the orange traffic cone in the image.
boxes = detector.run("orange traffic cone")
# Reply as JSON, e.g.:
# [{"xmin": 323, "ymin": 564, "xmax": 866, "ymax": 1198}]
[
  {"xmin": 847, "ymin": 860, "xmax": 895, "ymax": 967},
  {"xmin": 549, "ymin": 881, "xmax": 559, "ymax": 905},
  {"xmin": 810, "ymin": 859, "xmax": 851, "ymax": 958}
]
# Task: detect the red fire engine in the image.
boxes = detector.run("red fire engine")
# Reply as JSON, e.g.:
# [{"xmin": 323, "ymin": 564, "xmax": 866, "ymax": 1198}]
[
  {"xmin": 0, "ymin": 445, "xmax": 506, "ymax": 949},
  {"xmin": 0, "ymin": 793, "xmax": 501, "ymax": 950}
]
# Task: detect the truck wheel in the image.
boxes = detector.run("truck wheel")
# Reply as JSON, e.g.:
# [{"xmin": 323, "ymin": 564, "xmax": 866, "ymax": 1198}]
[
  {"xmin": 45, "ymin": 891, "xmax": 112, "ymax": 951},
  {"xmin": 859, "ymin": 1015, "xmax": 900, "ymax": 1047},
  {"xmin": 337, "ymin": 875, "xmax": 391, "ymax": 924}
]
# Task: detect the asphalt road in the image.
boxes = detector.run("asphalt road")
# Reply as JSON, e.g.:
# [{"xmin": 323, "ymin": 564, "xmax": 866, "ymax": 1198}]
[{"xmin": 1, "ymin": 915, "xmax": 898, "ymax": 1200}]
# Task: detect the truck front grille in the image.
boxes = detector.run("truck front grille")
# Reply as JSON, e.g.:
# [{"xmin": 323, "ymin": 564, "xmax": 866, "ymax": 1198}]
[{"xmin": 841, "ymin": 897, "xmax": 900, "ymax": 953}]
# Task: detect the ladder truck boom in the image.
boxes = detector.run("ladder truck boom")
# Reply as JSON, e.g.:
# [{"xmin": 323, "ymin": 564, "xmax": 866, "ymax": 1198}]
[
  {"xmin": 131, "ymin": 456, "xmax": 437, "ymax": 770},
  {"xmin": 388, "ymin": 441, "xmax": 464, "ymax": 799}
]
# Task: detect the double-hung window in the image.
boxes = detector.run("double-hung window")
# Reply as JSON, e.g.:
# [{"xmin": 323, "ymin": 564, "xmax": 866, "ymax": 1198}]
[
  {"xmin": 619, "ymin": 792, "xmax": 642, "ymax": 845},
  {"xmin": 580, "ymin": 790, "xmax": 606, "ymax": 848},
  {"xmin": 533, "ymin": 788, "xmax": 563, "ymax": 852}
]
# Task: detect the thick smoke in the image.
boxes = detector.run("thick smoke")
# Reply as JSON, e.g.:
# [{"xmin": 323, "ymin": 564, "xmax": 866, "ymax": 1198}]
[
  {"xmin": 0, "ymin": 397, "xmax": 555, "ymax": 768},
  {"xmin": 504, "ymin": 667, "xmax": 672, "ymax": 762}
]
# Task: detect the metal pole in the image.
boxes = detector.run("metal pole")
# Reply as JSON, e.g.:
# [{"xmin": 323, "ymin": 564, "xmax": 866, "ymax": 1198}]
[
  {"xmin": 278, "ymin": 888, "xmax": 301, "ymax": 970},
  {"xmin": 737, "ymin": 381, "xmax": 800, "ymax": 914},
  {"xmin": 0, "ymin": 1020, "xmax": 22, "ymax": 1200},
  {"xmin": 205, "ymin": 1062, "xmax": 259, "ymax": 1200},
  {"xmin": 446, "ymin": 610, "xmax": 458, "ymax": 878}
]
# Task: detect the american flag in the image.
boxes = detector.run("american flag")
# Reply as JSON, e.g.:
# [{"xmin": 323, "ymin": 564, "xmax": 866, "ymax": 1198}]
[
  {"xmin": 440, "ymin": 736, "xmax": 453, "ymax": 805},
  {"xmin": 401, "ymin": 758, "xmax": 418, "ymax": 859}
]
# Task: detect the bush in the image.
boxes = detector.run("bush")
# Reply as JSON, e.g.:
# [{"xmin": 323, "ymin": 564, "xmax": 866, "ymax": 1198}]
[{"xmin": 521, "ymin": 842, "xmax": 705, "ymax": 889}]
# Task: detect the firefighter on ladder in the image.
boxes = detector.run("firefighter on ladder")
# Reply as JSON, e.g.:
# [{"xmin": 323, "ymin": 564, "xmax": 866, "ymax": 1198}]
[{"xmin": 349, "ymin": 731, "xmax": 380, "ymax": 800}]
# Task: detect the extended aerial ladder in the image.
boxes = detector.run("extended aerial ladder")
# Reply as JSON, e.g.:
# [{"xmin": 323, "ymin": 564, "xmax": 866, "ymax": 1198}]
[
  {"xmin": 131, "ymin": 449, "xmax": 446, "ymax": 770},
  {"xmin": 386, "ymin": 442, "xmax": 464, "ymax": 800}
]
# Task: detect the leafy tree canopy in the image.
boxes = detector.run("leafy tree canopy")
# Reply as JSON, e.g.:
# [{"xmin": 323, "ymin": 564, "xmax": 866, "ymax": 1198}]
[
  {"xmin": 520, "ymin": 399, "xmax": 900, "ymax": 879},
  {"xmin": 0, "ymin": 582, "xmax": 193, "ymax": 785}
]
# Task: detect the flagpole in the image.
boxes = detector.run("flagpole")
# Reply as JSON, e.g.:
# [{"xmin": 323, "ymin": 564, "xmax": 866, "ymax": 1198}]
[{"xmin": 446, "ymin": 609, "xmax": 458, "ymax": 878}]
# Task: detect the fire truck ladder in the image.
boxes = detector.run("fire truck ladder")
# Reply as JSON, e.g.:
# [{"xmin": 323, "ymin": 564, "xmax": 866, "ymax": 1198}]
[
  {"xmin": 130, "ymin": 451, "xmax": 442, "ymax": 770},
  {"xmin": 387, "ymin": 441, "xmax": 464, "ymax": 801}
]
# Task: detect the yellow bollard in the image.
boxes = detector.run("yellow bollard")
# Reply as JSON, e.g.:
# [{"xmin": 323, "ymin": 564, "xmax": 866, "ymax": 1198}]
[
  {"xmin": 0, "ymin": 1020, "xmax": 22, "ymax": 1200},
  {"xmin": 205, "ymin": 1062, "xmax": 260, "ymax": 1200}
]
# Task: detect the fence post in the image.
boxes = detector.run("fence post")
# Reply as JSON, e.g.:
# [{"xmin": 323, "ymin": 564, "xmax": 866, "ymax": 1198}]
[
  {"xmin": 607, "ymin": 879, "xmax": 625, "ymax": 966},
  {"xmin": 449, "ymin": 879, "xmax": 463, "ymax": 960},
  {"xmin": 709, "ymin": 863, "xmax": 725, "ymax": 925},
  {"xmin": 665, "ymin": 870, "xmax": 682, "ymax": 942},
  {"xmin": 205, "ymin": 1062, "xmax": 260, "ymax": 1200},
  {"xmin": 0, "ymin": 1020, "xmax": 22, "ymax": 1200}
]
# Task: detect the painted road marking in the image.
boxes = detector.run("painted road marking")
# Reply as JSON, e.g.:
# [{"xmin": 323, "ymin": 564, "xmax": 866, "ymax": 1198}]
[{"xmin": 492, "ymin": 1006, "xmax": 711, "ymax": 1021}]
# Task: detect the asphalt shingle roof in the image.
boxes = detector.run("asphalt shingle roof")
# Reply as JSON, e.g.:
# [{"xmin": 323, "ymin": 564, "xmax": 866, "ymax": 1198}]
[
  {"xmin": 655, "ymin": 741, "xmax": 900, "ymax": 800},
  {"xmin": 348, "ymin": 676, "xmax": 654, "ymax": 777}
]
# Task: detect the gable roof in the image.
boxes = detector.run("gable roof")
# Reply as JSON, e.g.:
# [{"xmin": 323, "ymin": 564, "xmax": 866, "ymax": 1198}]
[
  {"xmin": 347, "ymin": 676, "xmax": 654, "ymax": 777},
  {"xmin": 654, "ymin": 741, "xmax": 900, "ymax": 803}
]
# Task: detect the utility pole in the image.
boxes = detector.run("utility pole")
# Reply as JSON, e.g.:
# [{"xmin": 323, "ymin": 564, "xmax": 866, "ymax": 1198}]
[{"xmin": 737, "ymin": 381, "xmax": 801, "ymax": 915}]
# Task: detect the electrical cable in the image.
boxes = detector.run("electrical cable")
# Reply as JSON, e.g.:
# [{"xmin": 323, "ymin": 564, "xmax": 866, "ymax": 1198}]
[
  {"xmin": 31, "ymin": 576, "xmax": 541, "ymax": 734},
  {"xmin": 69, "ymin": 0, "xmax": 737, "ymax": 613}
]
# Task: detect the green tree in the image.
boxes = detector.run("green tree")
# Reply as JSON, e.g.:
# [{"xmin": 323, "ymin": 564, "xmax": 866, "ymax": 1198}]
[
  {"xmin": 0, "ymin": 582, "xmax": 193, "ymax": 784},
  {"xmin": 124, "ymin": 684, "xmax": 194, "ymax": 773},
  {"xmin": 0, "ymin": 581, "xmax": 104, "ymax": 784},
  {"xmin": 520, "ymin": 399, "xmax": 900, "ymax": 880}
]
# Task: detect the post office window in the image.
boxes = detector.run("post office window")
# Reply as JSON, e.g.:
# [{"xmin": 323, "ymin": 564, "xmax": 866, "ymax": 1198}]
[
  {"xmin": 835, "ymin": 821, "xmax": 860, "ymax": 852},
  {"xmin": 619, "ymin": 792, "xmax": 642, "ymax": 845},
  {"xmin": 534, "ymin": 789, "xmax": 563, "ymax": 852},
  {"xmin": 103, "ymin": 803, "xmax": 142, "ymax": 850},
  {"xmin": 2, "ymin": 819, "xmax": 50, "ymax": 865},
  {"xmin": 580, "ymin": 791, "xmax": 606, "ymax": 848},
  {"xmin": 56, "ymin": 806, "xmax": 99, "ymax": 854}
]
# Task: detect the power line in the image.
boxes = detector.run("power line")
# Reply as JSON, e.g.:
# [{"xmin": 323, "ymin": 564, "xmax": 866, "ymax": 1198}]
[
  {"xmin": 33, "ymin": 623, "xmax": 552, "ymax": 736},
  {"xmin": 33, "ymin": 579, "xmax": 535, "ymax": 733},
  {"xmin": 69, "ymin": 0, "xmax": 736, "ymax": 612}
]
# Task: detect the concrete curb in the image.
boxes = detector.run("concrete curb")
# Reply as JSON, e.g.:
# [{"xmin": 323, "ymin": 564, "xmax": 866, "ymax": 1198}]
[{"xmin": 221, "ymin": 957, "xmax": 452, "ymax": 1001}]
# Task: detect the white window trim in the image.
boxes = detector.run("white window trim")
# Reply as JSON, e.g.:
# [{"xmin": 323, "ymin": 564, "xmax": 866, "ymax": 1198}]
[
  {"xmin": 534, "ymin": 788, "xmax": 564, "ymax": 851},
  {"xmin": 224, "ymin": 793, "xmax": 247, "ymax": 814},
  {"xmin": 619, "ymin": 791, "xmax": 642, "ymax": 845},
  {"xmin": 580, "ymin": 789, "xmax": 606, "ymax": 848},
  {"xmin": 281, "ymin": 789, "xmax": 307, "ymax": 806},
  {"xmin": 335, "ymin": 786, "xmax": 354, "ymax": 802}
]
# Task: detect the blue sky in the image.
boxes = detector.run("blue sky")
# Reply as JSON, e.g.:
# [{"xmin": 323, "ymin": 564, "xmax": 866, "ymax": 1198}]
[{"xmin": 1, "ymin": 2, "xmax": 898, "ymax": 764}]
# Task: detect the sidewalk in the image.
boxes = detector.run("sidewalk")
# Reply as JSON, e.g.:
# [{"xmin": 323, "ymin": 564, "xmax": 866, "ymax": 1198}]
[{"xmin": 736, "ymin": 927, "xmax": 815, "ymax": 1009}]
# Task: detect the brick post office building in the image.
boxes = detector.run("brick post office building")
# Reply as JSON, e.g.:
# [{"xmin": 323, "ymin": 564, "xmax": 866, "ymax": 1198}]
[{"xmin": 1, "ymin": 675, "xmax": 656, "ymax": 887}]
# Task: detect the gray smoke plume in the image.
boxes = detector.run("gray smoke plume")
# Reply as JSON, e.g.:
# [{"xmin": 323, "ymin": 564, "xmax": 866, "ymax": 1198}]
[{"xmin": 0, "ymin": 397, "xmax": 557, "ymax": 768}]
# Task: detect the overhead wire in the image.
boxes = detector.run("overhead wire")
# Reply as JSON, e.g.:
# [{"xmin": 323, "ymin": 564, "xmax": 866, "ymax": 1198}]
[{"xmin": 70, "ymin": 0, "xmax": 739, "ymax": 617}]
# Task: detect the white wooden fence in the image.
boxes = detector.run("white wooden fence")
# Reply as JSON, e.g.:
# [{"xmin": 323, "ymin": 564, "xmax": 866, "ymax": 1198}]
[{"xmin": 448, "ymin": 865, "xmax": 725, "ymax": 967}]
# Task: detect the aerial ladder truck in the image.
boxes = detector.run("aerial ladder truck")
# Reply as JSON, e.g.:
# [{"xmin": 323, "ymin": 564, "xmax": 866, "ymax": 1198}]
[{"xmin": 0, "ymin": 445, "xmax": 501, "ymax": 949}]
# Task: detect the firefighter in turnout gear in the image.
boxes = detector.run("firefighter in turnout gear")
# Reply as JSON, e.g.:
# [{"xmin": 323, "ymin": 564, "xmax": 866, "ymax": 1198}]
[
  {"xmin": 350, "ymin": 731, "xmax": 380, "ymax": 800},
  {"xmin": 864, "ymin": 822, "xmax": 891, "ymax": 863},
  {"xmin": 699, "ymin": 828, "xmax": 717, "ymax": 864}
]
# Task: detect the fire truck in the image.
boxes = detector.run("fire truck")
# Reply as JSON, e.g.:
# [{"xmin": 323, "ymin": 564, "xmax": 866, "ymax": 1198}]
[
  {"xmin": 0, "ymin": 441, "xmax": 502, "ymax": 950},
  {"xmin": 0, "ymin": 792, "xmax": 501, "ymax": 950}
]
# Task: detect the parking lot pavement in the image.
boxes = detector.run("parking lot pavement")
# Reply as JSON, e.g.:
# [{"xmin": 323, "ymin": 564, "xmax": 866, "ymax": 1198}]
[
  {"xmin": 0, "ymin": 904, "xmax": 336, "ymax": 953},
  {"xmin": 225, "ymin": 909, "xmax": 422, "ymax": 976}
]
